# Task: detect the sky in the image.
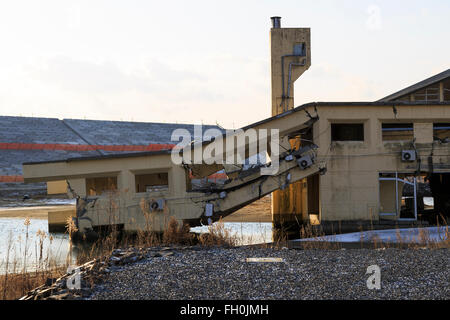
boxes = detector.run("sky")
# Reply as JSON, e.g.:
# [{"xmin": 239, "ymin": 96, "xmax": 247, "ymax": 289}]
[{"xmin": 0, "ymin": 0, "xmax": 448, "ymax": 129}]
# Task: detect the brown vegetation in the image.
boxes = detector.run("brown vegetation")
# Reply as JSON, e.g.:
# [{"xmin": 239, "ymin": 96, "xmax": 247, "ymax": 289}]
[{"xmin": 1, "ymin": 195, "xmax": 448, "ymax": 300}]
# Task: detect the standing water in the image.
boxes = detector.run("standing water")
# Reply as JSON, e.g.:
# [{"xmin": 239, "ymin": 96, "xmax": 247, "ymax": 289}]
[
  {"xmin": 0, "ymin": 218, "xmax": 73, "ymax": 274},
  {"xmin": 0, "ymin": 214, "xmax": 273, "ymax": 274}
]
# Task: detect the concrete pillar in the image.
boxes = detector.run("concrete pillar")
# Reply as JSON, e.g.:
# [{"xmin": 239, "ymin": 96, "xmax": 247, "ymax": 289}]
[
  {"xmin": 269, "ymin": 18, "xmax": 311, "ymax": 240},
  {"xmin": 118, "ymin": 170, "xmax": 135, "ymax": 201},
  {"xmin": 414, "ymin": 123, "xmax": 433, "ymax": 144},
  {"xmin": 67, "ymin": 178, "xmax": 86, "ymax": 197}
]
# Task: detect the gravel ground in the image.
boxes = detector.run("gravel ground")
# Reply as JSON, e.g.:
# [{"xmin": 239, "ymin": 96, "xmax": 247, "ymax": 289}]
[{"xmin": 89, "ymin": 247, "xmax": 449, "ymax": 300}]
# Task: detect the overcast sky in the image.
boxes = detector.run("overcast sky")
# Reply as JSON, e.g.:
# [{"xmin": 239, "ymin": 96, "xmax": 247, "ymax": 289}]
[{"xmin": 0, "ymin": 0, "xmax": 448, "ymax": 129}]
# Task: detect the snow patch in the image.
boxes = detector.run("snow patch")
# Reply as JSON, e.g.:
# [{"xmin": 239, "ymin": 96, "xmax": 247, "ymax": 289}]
[{"xmin": 294, "ymin": 226, "xmax": 449, "ymax": 243}]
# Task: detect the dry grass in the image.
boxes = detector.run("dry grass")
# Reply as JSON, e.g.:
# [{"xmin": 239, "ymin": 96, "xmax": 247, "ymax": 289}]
[
  {"xmin": 293, "ymin": 223, "xmax": 343, "ymax": 250},
  {"xmin": 2, "ymin": 192, "xmax": 448, "ymax": 301},
  {"xmin": 0, "ymin": 268, "xmax": 66, "ymax": 300},
  {"xmin": 198, "ymin": 219, "xmax": 238, "ymax": 247},
  {"xmin": 162, "ymin": 217, "xmax": 197, "ymax": 245},
  {"xmin": 0, "ymin": 212, "xmax": 240, "ymax": 300},
  {"xmin": 292, "ymin": 215, "xmax": 450, "ymax": 250},
  {"xmin": 0, "ymin": 218, "xmax": 69, "ymax": 300}
]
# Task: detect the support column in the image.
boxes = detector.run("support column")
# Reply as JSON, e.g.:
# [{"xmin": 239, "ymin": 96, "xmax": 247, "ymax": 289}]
[{"xmin": 269, "ymin": 17, "xmax": 311, "ymax": 240}]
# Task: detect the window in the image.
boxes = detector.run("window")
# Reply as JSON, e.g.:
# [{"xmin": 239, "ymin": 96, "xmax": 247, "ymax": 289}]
[
  {"xmin": 331, "ymin": 123, "xmax": 364, "ymax": 141},
  {"xmin": 382, "ymin": 123, "xmax": 413, "ymax": 141},
  {"xmin": 379, "ymin": 173, "xmax": 433, "ymax": 221},
  {"xmin": 433, "ymin": 123, "xmax": 450, "ymax": 141},
  {"xmin": 444, "ymin": 79, "xmax": 450, "ymax": 102},
  {"xmin": 86, "ymin": 177, "xmax": 117, "ymax": 196},
  {"xmin": 413, "ymin": 85, "xmax": 439, "ymax": 102},
  {"xmin": 293, "ymin": 43, "xmax": 306, "ymax": 56},
  {"xmin": 135, "ymin": 172, "xmax": 168, "ymax": 193}
]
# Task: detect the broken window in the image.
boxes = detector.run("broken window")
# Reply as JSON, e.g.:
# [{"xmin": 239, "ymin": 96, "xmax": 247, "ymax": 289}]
[
  {"xmin": 135, "ymin": 172, "xmax": 168, "ymax": 193},
  {"xmin": 331, "ymin": 123, "xmax": 364, "ymax": 142},
  {"xmin": 400, "ymin": 176, "xmax": 418, "ymax": 219},
  {"xmin": 413, "ymin": 84, "xmax": 440, "ymax": 102},
  {"xmin": 86, "ymin": 177, "xmax": 117, "ymax": 196},
  {"xmin": 379, "ymin": 173, "xmax": 420, "ymax": 220},
  {"xmin": 433, "ymin": 123, "xmax": 450, "ymax": 141},
  {"xmin": 382, "ymin": 123, "xmax": 413, "ymax": 141}
]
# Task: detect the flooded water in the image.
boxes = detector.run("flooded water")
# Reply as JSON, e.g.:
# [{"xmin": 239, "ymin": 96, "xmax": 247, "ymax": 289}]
[
  {"xmin": 191, "ymin": 222, "xmax": 273, "ymax": 246},
  {"xmin": 0, "ymin": 217, "xmax": 74, "ymax": 274},
  {"xmin": 0, "ymin": 216, "xmax": 273, "ymax": 274},
  {"xmin": 0, "ymin": 198, "xmax": 75, "ymax": 208}
]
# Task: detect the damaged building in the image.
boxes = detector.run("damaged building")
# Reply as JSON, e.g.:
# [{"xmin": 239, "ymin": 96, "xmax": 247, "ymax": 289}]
[
  {"xmin": 0, "ymin": 116, "xmax": 222, "ymax": 203},
  {"xmin": 20, "ymin": 17, "xmax": 450, "ymax": 240}
]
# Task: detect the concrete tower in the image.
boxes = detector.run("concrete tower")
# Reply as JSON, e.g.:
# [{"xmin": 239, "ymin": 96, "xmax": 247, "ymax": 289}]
[{"xmin": 270, "ymin": 17, "xmax": 312, "ymax": 237}]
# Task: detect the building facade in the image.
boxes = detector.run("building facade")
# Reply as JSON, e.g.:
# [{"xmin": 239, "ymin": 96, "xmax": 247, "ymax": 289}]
[{"xmin": 20, "ymin": 18, "xmax": 450, "ymax": 237}]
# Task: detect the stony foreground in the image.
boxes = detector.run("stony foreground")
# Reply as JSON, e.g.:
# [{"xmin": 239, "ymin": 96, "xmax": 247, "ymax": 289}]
[{"xmin": 88, "ymin": 246, "xmax": 449, "ymax": 300}]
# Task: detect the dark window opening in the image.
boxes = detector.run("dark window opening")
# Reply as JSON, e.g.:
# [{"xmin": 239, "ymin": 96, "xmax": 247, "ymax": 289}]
[
  {"xmin": 382, "ymin": 123, "xmax": 413, "ymax": 141},
  {"xmin": 429, "ymin": 173, "xmax": 450, "ymax": 222},
  {"xmin": 288, "ymin": 126, "xmax": 313, "ymax": 149},
  {"xmin": 443, "ymin": 79, "xmax": 450, "ymax": 102},
  {"xmin": 135, "ymin": 172, "xmax": 168, "ymax": 193},
  {"xmin": 433, "ymin": 123, "xmax": 450, "ymax": 141},
  {"xmin": 300, "ymin": 126, "xmax": 313, "ymax": 146},
  {"xmin": 86, "ymin": 177, "xmax": 117, "ymax": 196},
  {"xmin": 331, "ymin": 123, "xmax": 364, "ymax": 141}
]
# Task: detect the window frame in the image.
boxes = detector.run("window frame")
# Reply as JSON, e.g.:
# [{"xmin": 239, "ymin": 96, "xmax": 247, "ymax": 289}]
[
  {"xmin": 330, "ymin": 123, "xmax": 365, "ymax": 142},
  {"xmin": 381, "ymin": 123, "xmax": 414, "ymax": 142},
  {"xmin": 433, "ymin": 123, "xmax": 450, "ymax": 141},
  {"xmin": 413, "ymin": 85, "xmax": 440, "ymax": 102},
  {"xmin": 134, "ymin": 171, "xmax": 169, "ymax": 194},
  {"xmin": 85, "ymin": 176, "xmax": 118, "ymax": 197}
]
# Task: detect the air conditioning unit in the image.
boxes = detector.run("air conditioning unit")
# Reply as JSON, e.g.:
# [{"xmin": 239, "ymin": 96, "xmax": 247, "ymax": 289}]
[
  {"xmin": 149, "ymin": 199, "xmax": 165, "ymax": 212},
  {"xmin": 401, "ymin": 150, "xmax": 416, "ymax": 162},
  {"xmin": 297, "ymin": 154, "xmax": 314, "ymax": 169}
]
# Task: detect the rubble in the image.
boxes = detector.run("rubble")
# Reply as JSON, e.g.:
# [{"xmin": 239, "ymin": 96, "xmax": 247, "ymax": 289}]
[{"xmin": 18, "ymin": 247, "xmax": 150, "ymax": 300}]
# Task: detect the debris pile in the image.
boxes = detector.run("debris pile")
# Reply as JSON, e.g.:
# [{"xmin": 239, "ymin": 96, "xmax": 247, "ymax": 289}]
[{"xmin": 18, "ymin": 247, "xmax": 148, "ymax": 300}]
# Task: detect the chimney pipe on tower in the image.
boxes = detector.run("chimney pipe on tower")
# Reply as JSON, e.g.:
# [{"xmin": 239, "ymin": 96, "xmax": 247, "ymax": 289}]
[{"xmin": 271, "ymin": 16, "xmax": 281, "ymax": 28}]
